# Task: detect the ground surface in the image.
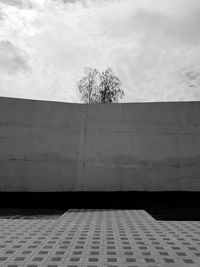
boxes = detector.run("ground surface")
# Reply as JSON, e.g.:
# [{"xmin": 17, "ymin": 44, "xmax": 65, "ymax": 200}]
[
  {"xmin": 0, "ymin": 209, "xmax": 65, "ymax": 220},
  {"xmin": 147, "ymin": 206, "xmax": 200, "ymax": 221},
  {"xmin": 0, "ymin": 209, "xmax": 199, "ymax": 266}
]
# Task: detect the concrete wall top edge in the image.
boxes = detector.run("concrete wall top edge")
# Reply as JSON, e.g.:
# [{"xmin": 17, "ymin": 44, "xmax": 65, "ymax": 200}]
[{"xmin": 1, "ymin": 95, "xmax": 200, "ymax": 106}]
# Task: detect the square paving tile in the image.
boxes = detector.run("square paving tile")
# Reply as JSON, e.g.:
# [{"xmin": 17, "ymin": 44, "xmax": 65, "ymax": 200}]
[{"xmin": 0, "ymin": 210, "xmax": 200, "ymax": 266}]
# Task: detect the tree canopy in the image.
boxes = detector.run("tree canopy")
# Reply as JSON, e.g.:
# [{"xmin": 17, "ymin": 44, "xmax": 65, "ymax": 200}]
[{"xmin": 77, "ymin": 67, "xmax": 124, "ymax": 103}]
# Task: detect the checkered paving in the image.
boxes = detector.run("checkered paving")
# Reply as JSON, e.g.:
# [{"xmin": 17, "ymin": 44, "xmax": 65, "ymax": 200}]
[{"xmin": 0, "ymin": 209, "xmax": 199, "ymax": 266}]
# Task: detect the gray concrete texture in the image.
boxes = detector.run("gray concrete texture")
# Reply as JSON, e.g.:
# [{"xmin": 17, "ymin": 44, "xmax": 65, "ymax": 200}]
[{"xmin": 0, "ymin": 96, "xmax": 200, "ymax": 191}]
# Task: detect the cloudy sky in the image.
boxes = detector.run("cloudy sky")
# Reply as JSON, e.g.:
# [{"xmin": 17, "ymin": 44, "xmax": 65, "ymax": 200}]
[{"xmin": 0, "ymin": 0, "xmax": 200, "ymax": 103}]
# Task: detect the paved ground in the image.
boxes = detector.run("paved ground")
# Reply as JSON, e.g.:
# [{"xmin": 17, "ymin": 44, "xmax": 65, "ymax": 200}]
[{"xmin": 0, "ymin": 209, "xmax": 199, "ymax": 267}]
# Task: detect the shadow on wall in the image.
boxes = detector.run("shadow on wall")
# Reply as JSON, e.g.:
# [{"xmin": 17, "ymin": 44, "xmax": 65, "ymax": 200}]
[{"xmin": 0, "ymin": 191, "xmax": 199, "ymax": 207}]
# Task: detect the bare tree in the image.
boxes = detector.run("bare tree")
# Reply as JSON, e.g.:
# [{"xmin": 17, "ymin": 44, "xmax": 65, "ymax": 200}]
[
  {"xmin": 77, "ymin": 68, "xmax": 100, "ymax": 103},
  {"xmin": 99, "ymin": 68, "xmax": 124, "ymax": 103},
  {"xmin": 78, "ymin": 67, "xmax": 124, "ymax": 103}
]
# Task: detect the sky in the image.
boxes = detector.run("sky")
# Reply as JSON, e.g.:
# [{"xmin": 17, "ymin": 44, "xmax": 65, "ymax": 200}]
[{"xmin": 0, "ymin": 0, "xmax": 200, "ymax": 103}]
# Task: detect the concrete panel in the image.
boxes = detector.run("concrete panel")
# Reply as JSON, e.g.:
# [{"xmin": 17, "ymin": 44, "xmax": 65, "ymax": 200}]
[{"xmin": 0, "ymin": 97, "xmax": 200, "ymax": 191}]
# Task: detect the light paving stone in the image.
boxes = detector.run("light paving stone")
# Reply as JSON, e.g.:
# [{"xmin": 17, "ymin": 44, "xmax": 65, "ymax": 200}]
[{"xmin": 0, "ymin": 210, "xmax": 200, "ymax": 266}]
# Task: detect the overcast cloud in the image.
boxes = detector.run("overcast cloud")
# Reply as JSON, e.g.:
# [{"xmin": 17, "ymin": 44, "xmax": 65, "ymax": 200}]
[{"xmin": 0, "ymin": 0, "xmax": 200, "ymax": 102}]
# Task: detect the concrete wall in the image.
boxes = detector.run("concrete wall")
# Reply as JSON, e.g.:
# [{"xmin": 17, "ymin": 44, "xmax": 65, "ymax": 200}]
[{"xmin": 1, "ymin": 96, "xmax": 200, "ymax": 191}]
